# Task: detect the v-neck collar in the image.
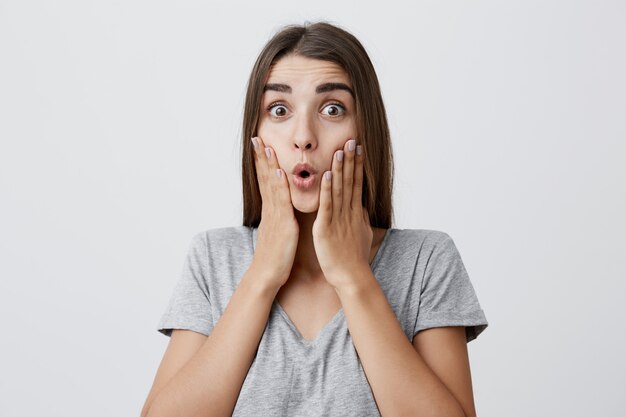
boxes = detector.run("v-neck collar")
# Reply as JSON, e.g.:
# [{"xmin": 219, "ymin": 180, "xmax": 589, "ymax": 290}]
[{"xmin": 251, "ymin": 227, "xmax": 393, "ymax": 346}]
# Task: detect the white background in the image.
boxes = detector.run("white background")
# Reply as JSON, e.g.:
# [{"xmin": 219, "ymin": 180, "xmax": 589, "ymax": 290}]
[{"xmin": 1, "ymin": 1, "xmax": 625, "ymax": 416}]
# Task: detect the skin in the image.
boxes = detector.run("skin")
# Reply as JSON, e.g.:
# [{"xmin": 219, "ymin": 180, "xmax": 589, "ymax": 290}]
[
  {"xmin": 141, "ymin": 54, "xmax": 476, "ymax": 417},
  {"xmin": 251, "ymin": 58, "xmax": 476, "ymax": 416},
  {"xmin": 256, "ymin": 54, "xmax": 385, "ymax": 286}
]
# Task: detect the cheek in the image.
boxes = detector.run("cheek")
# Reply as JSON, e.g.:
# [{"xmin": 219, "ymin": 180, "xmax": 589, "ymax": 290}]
[
  {"xmin": 257, "ymin": 123, "xmax": 291, "ymax": 161},
  {"xmin": 256, "ymin": 130, "xmax": 286, "ymax": 167},
  {"xmin": 257, "ymin": 121, "xmax": 287, "ymax": 146},
  {"xmin": 321, "ymin": 119, "xmax": 357, "ymax": 139}
]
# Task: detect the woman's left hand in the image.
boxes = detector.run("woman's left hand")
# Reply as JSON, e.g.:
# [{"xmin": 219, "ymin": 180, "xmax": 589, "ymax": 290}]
[{"xmin": 312, "ymin": 138, "xmax": 373, "ymax": 290}]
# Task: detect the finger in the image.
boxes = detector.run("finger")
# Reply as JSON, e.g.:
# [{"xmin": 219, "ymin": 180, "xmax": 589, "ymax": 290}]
[
  {"xmin": 332, "ymin": 148, "xmax": 344, "ymax": 217},
  {"xmin": 342, "ymin": 139, "xmax": 356, "ymax": 211},
  {"xmin": 252, "ymin": 135, "xmax": 276, "ymax": 171},
  {"xmin": 318, "ymin": 170, "xmax": 333, "ymax": 224},
  {"xmin": 251, "ymin": 136, "xmax": 269, "ymax": 200},
  {"xmin": 275, "ymin": 167, "xmax": 292, "ymax": 208},
  {"xmin": 351, "ymin": 142, "xmax": 364, "ymax": 211},
  {"xmin": 252, "ymin": 136, "xmax": 290, "ymax": 208},
  {"xmin": 261, "ymin": 142, "xmax": 288, "ymax": 200}
]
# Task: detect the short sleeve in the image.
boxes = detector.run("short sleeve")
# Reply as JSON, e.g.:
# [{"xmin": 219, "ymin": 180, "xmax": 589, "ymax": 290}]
[
  {"xmin": 157, "ymin": 232, "xmax": 214, "ymax": 337},
  {"xmin": 414, "ymin": 233, "xmax": 488, "ymax": 343}
]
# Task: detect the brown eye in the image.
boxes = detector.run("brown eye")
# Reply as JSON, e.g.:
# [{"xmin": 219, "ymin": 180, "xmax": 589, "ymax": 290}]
[
  {"xmin": 322, "ymin": 103, "xmax": 346, "ymax": 117},
  {"xmin": 268, "ymin": 103, "xmax": 288, "ymax": 117}
]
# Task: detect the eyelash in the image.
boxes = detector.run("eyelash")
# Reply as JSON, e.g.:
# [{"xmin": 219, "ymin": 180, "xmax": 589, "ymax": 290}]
[{"xmin": 266, "ymin": 101, "xmax": 346, "ymax": 117}]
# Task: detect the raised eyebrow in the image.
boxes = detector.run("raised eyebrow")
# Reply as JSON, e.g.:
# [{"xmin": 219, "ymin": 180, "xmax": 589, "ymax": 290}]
[
  {"xmin": 316, "ymin": 82, "xmax": 354, "ymax": 98},
  {"xmin": 263, "ymin": 83, "xmax": 291, "ymax": 93},
  {"xmin": 262, "ymin": 82, "xmax": 355, "ymax": 98}
]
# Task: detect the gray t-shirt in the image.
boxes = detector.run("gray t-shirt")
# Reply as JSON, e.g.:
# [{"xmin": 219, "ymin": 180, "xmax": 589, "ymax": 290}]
[{"xmin": 157, "ymin": 226, "xmax": 488, "ymax": 416}]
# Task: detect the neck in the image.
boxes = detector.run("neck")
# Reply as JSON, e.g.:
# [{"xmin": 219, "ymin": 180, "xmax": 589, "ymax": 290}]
[
  {"xmin": 289, "ymin": 209, "xmax": 382, "ymax": 283},
  {"xmin": 293, "ymin": 209, "xmax": 322, "ymax": 275}
]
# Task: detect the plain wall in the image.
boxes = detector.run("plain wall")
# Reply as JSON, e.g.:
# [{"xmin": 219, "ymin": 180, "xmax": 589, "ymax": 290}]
[{"xmin": 1, "ymin": 0, "xmax": 624, "ymax": 415}]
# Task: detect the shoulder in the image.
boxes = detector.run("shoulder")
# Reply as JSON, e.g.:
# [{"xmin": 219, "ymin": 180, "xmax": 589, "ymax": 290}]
[
  {"xmin": 386, "ymin": 228, "xmax": 453, "ymax": 252},
  {"xmin": 375, "ymin": 229, "xmax": 457, "ymax": 273},
  {"xmin": 186, "ymin": 225, "xmax": 255, "ymax": 260},
  {"xmin": 190, "ymin": 225, "xmax": 254, "ymax": 245}
]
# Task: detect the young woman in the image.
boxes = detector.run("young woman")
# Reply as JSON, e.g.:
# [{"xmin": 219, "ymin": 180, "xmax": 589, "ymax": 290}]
[{"xmin": 142, "ymin": 22, "xmax": 488, "ymax": 417}]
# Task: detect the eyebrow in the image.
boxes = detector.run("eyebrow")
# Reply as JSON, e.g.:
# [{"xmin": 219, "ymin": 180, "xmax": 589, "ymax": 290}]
[{"xmin": 263, "ymin": 82, "xmax": 355, "ymax": 97}]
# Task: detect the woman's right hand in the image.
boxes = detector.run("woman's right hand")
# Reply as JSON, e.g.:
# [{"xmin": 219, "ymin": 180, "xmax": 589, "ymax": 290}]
[{"xmin": 249, "ymin": 136, "xmax": 299, "ymax": 291}]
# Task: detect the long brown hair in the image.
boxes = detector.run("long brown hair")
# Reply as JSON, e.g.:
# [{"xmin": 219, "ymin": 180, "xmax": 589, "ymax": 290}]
[{"xmin": 241, "ymin": 21, "xmax": 394, "ymax": 229}]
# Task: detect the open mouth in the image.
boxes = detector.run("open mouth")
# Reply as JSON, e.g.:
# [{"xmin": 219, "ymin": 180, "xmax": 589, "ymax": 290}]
[{"xmin": 293, "ymin": 171, "xmax": 316, "ymax": 190}]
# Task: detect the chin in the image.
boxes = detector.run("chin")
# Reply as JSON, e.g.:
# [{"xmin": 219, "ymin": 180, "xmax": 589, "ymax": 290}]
[{"xmin": 291, "ymin": 193, "xmax": 320, "ymax": 213}]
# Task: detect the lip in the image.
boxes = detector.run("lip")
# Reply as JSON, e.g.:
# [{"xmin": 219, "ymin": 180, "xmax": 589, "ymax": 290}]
[
  {"xmin": 292, "ymin": 173, "xmax": 317, "ymax": 191},
  {"xmin": 292, "ymin": 162, "xmax": 318, "ymax": 176}
]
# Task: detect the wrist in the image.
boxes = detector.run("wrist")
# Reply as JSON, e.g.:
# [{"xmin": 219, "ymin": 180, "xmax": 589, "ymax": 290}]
[
  {"xmin": 331, "ymin": 263, "xmax": 376, "ymax": 296},
  {"xmin": 244, "ymin": 263, "xmax": 283, "ymax": 298}
]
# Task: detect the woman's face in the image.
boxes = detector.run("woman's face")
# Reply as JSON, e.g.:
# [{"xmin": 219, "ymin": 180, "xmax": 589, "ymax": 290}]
[{"xmin": 256, "ymin": 54, "xmax": 358, "ymax": 214}]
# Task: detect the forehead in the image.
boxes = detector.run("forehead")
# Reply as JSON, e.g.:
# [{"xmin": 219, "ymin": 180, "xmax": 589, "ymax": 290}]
[{"xmin": 266, "ymin": 55, "xmax": 351, "ymax": 86}]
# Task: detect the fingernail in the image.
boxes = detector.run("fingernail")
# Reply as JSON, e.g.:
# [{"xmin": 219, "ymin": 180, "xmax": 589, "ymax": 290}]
[
  {"xmin": 265, "ymin": 147, "xmax": 271, "ymax": 159},
  {"xmin": 325, "ymin": 171, "xmax": 332, "ymax": 181},
  {"xmin": 276, "ymin": 169, "xmax": 282, "ymax": 178},
  {"xmin": 356, "ymin": 145, "xmax": 362, "ymax": 155},
  {"xmin": 348, "ymin": 139, "xmax": 356, "ymax": 152},
  {"xmin": 336, "ymin": 150, "xmax": 344, "ymax": 161},
  {"xmin": 251, "ymin": 137, "xmax": 259, "ymax": 149}
]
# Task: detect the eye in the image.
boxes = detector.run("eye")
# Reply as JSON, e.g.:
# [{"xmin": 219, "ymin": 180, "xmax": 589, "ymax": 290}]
[
  {"xmin": 266, "ymin": 101, "xmax": 346, "ymax": 118},
  {"xmin": 321, "ymin": 102, "xmax": 346, "ymax": 117},
  {"xmin": 267, "ymin": 102, "xmax": 289, "ymax": 118}
]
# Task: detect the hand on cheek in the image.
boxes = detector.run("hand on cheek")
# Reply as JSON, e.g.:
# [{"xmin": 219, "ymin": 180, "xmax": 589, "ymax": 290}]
[{"xmin": 312, "ymin": 138, "xmax": 374, "ymax": 290}]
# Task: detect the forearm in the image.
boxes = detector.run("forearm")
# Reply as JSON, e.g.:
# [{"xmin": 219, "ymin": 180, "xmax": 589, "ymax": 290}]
[
  {"xmin": 334, "ymin": 265, "xmax": 466, "ymax": 417},
  {"xmin": 146, "ymin": 268, "xmax": 279, "ymax": 417}
]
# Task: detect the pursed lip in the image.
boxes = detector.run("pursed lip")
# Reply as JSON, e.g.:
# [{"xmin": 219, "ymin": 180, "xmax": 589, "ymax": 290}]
[
  {"xmin": 292, "ymin": 172, "xmax": 317, "ymax": 190},
  {"xmin": 291, "ymin": 162, "xmax": 318, "ymax": 176}
]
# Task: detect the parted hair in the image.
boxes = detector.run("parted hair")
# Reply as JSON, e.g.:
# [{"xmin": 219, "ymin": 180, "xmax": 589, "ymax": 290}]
[{"xmin": 241, "ymin": 21, "xmax": 394, "ymax": 229}]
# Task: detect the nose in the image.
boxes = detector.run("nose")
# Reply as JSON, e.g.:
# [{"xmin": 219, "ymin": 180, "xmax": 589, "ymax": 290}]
[{"xmin": 292, "ymin": 113, "xmax": 318, "ymax": 151}]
